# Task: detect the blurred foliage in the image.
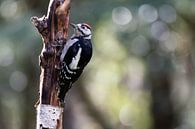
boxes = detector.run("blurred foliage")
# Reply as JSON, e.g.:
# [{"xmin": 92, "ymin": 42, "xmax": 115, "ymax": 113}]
[{"xmin": 0, "ymin": 0, "xmax": 195, "ymax": 129}]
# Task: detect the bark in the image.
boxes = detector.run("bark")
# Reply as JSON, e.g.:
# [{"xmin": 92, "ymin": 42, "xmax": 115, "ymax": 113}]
[{"xmin": 31, "ymin": 0, "xmax": 71, "ymax": 129}]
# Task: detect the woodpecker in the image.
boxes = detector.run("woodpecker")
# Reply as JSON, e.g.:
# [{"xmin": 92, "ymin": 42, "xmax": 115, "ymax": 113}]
[{"xmin": 58, "ymin": 23, "xmax": 93, "ymax": 102}]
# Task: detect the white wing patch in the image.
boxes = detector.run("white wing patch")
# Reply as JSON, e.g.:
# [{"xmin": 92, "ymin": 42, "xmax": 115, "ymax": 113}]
[
  {"xmin": 60, "ymin": 38, "xmax": 78, "ymax": 61},
  {"xmin": 69, "ymin": 47, "xmax": 82, "ymax": 70}
]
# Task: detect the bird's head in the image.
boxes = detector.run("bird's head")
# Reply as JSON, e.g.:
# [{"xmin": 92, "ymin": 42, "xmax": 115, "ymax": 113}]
[{"xmin": 70, "ymin": 23, "xmax": 92, "ymax": 39}]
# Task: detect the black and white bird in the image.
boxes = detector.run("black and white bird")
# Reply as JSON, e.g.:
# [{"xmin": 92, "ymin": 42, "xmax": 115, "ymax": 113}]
[{"xmin": 58, "ymin": 23, "xmax": 93, "ymax": 102}]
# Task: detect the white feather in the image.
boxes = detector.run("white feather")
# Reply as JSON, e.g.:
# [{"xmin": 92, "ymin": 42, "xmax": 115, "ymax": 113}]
[
  {"xmin": 84, "ymin": 35, "xmax": 92, "ymax": 39},
  {"xmin": 69, "ymin": 48, "xmax": 82, "ymax": 70}
]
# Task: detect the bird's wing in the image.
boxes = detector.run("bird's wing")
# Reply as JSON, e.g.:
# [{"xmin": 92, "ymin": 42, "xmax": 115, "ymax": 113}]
[{"xmin": 60, "ymin": 38, "xmax": 79, "ymax": 61}]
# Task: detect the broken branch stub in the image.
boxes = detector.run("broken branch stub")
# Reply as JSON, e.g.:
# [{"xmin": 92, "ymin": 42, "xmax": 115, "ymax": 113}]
[{"xmin": 31, "ymin": 0, "xmax": 71, "ymax": 129}]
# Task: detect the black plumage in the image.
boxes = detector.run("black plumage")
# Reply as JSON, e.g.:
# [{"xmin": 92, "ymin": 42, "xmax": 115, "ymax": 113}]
[{"xmin": 58, "ymin": 36, "xmax": 92, "ymax": 102}]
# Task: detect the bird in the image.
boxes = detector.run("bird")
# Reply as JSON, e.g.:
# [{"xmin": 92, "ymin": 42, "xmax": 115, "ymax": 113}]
[{"xmin": 58, "ymin": 23, "xmax": 93, "ymax": 103}]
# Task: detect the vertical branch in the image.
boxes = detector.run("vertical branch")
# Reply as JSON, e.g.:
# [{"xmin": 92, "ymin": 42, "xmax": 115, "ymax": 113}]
[{"xmin": 31, "ymin": 0, "xmax": 71, "ymax": 129}]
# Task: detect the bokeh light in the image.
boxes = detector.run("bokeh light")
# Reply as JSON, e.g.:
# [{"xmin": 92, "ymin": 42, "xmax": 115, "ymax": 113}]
[
  {"xmin": 112, "ymin": 6, "xmax": 132, "ymax": 25},
  {"xmin": 160, "ymin": 31, "xmax": 179, "ymax": 52},
  {"xmin": 138, "ymin": 4, "xmax": 158, "ymax": 23},
  {"xmin": 151, "ymin": 21, "xmax": 170, "ymax": 41},
  {"xmin": 9, "ymin": 71, "xmax": 28, "ymax": 92},
  {"xmin": 159, "ymin": 4, "xmax": 177, "ymax": 23},
  {"xmin": 130, "ymin": 35, "xmax": 150, "ymax": 57},
  {"xmin": 0, "ymin": 0, "xmax": 19, "ymax": 20},
  {"xmin": 119, "ymin": 105, "xmax": 132, "ymax": 127},
  {"xmin": 0, "ymin": 43, "xmax": 14, "ymax": 67},
  {"xmin": 126, "ymin": 58, "xmax": 145, "ymax": 92}
]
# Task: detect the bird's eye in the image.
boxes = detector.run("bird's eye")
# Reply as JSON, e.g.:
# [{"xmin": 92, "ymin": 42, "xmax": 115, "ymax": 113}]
[{"xmin": 81, "ymin": 26, "xmax": 86, "ymax": 29}]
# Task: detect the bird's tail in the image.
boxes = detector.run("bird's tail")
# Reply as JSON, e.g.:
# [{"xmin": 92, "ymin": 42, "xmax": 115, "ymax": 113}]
[{"xmin": 58, "ymin": 83, "xmax": 72, "ymax": 103}]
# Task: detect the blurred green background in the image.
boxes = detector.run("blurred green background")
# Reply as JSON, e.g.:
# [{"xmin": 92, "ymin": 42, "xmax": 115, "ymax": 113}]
[{"xmin": 0, "ymin": 0, "xmax": 195, "ymax": 129}]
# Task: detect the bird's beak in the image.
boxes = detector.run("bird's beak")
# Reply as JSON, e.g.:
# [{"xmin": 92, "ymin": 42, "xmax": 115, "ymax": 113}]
[{"xmin": 70, "ymin": 23, "xmax": 76, "ymax": 28}]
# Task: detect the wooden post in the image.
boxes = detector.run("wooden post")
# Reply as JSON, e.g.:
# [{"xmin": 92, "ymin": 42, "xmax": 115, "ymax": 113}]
[{"xmin": 31, "ymin": 0, "xmax": 71, "ymax": 129}]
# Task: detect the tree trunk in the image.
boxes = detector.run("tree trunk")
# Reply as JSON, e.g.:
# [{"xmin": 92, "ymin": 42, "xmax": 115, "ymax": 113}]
[{"xmin": 31, "ymin": 0, "xmax": 71, "ymax": 129}]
